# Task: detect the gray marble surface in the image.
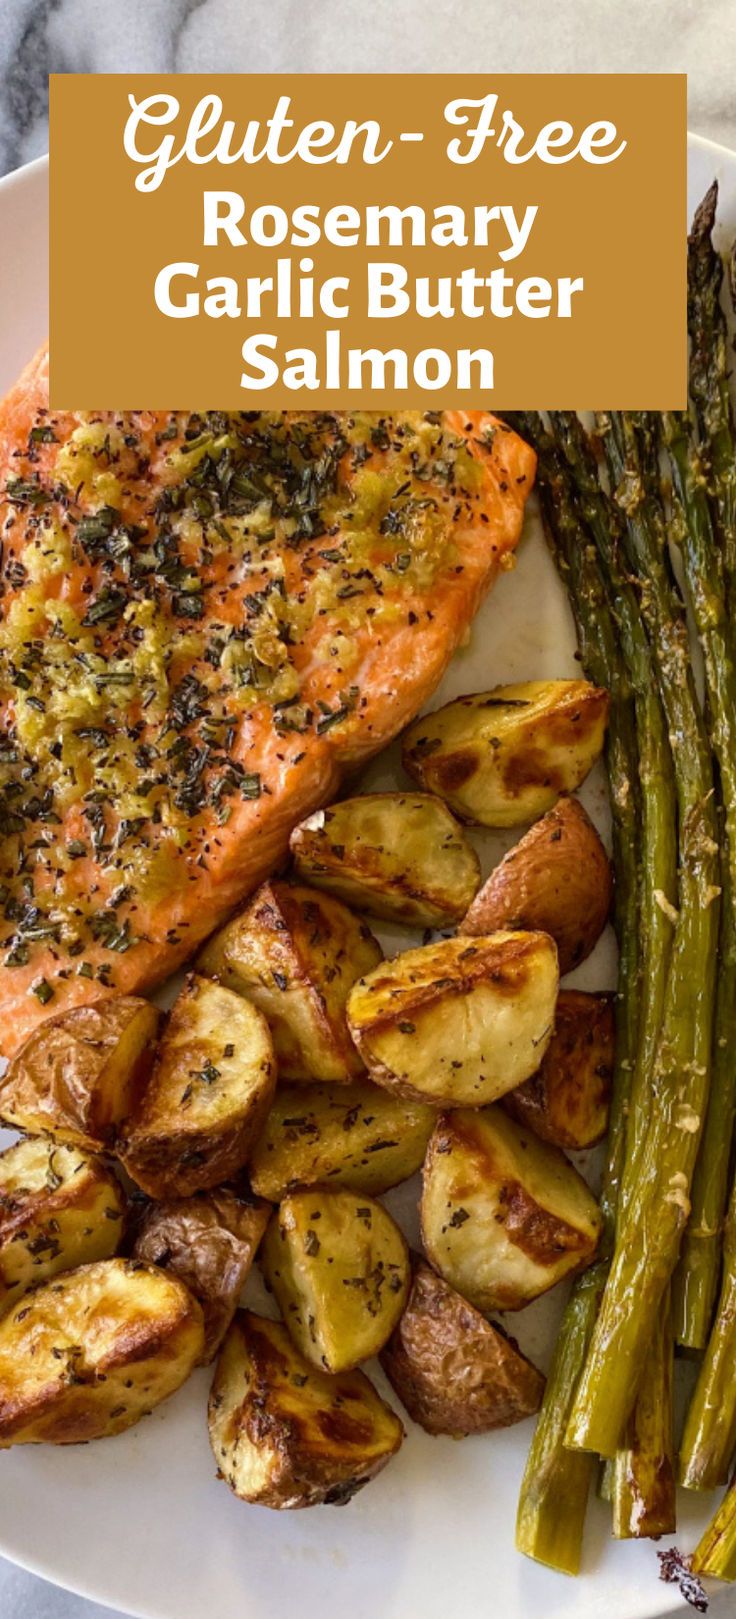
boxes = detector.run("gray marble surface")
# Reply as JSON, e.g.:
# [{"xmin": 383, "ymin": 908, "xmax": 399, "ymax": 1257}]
[
  {"xmin": 2, "ymin": 0, "xmax": 736, "ymax": 176},
  {"xmin": 0, "ymin": 1, "xmax": 735, "ymax": 1614}
]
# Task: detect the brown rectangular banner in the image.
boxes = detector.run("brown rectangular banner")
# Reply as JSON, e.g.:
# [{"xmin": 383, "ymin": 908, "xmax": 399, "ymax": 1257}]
[{"xmin": 49, "ymin": 73, "xmax": 686, "ymax": 408}]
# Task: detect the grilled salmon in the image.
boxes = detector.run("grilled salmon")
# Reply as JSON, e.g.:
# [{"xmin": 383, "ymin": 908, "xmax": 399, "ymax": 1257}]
[{"xmin": 0, "ymin": 347, "xmax": 534, "ymax": 1056}]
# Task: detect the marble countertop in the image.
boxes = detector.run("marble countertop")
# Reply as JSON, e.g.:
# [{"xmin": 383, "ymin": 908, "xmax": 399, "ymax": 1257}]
[
  {"xmin": 0, "ymin": 2, "xmax": 735, "ymax": 1615},
  {"xmin": 3, "ymin": 0, "xmax": 736, "ymax": 176}
]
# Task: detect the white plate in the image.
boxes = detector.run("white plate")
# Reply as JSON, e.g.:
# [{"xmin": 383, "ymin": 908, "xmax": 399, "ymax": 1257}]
[{"xmin": 0, "ymin": 134, "xmax": 732, "ymax": 1619}]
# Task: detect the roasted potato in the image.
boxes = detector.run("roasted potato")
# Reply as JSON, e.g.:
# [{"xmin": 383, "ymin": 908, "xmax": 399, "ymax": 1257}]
[
  {"xmin": 120, "ymin": 974, "xmax": 275, "ymax": 1198},
  {"xmin": 347, "ymin": 932, "xmax": 558, "ymax": 1108},
  {"xmin": 249, "ymin": 1080, "xmax": 435, "ymax": 1201},
  {"xmin": 502, "ymin": 989, "xmax": 614, "ymax": 1149},
  {"xmin": 198, "ymin": 880, "xmax": 382, "ymax": 1083},
  {"xmin": 0, "ymin": 1137, "xmax": 125, "ymax": 1311},
  {"xmin": 289, "ymin": 792, "xmax": 480, "ymax": 925},
  {"xmin": 402, "ymin": 680, "xmax": 609, "ymax": 827},
  {"xmin": 132, "ymin": 1188, "xmax": 271, "ymax": 1362},
  {"xmin": 421, "ymin": 1106, "xmax": 602, "ymax": 1311},
  {"xmin": 380, "ymin": 1258, "xmax": 545, "ymax": 1435},
  {"xmin": 0, "ymin": 996, "xmax": 159, "ymax": 1152},
  {"xmin": 261, "ymin": 1187, "xmax": 410, "ymax": 1372},
  {"xmin": 0, "ymin": 1257, "xmax": 204, "ymax": 1444},
  {"xmin": 209, "ymin": 1310, "xmax": 403, "ymax": 1508},
  {"xmin": 461, "ymin": 796, "xmax": 613, "ymax": 974}
]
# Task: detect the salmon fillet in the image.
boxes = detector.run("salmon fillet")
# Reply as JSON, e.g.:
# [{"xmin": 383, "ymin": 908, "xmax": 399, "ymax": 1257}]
[{"xmin": 0, "ymin": 347, "xmax": 535, "ymax": 1056}]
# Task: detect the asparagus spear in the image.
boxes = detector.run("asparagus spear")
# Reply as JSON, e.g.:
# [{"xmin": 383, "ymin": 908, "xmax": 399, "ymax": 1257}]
[
  {"xmin": 546, "ymin": 414, "xmax": 677, "ymax": 1217},
  {"xmin": 511, "ymin": 418, "xmax": 637, "ymax": 1572},
  {"xmin": 515, "ymin": 1269, "xmax": 600, "ymax": 1574},
  {"xmin": 611, "ymin": 1296, "xmax": 675, "ymax": 1538},
  {"xmin": 672, "ymin": 186, "xmax": 736, "ymax": 1358},
  {"xmin": 545, "ymin": 413, "xmax": 679, "ymax": 1525},
  {"xmin": 679, "ymin": 1179, "xmax": 736, "ymax": 1489},
  {"xmin": 661, "ymin": 408, "xmax": 736, "ymax": 1348},
  {"xmin": 671, "ymin": 879, "xmax": 736, "ymax": 1348},
  {"xmin": 678, "ymin": 188, "xmax": 736, "ymax": 1476},
  {"xmin": 512, "ymin": 415, "xmax": 675, "ymax": 1566},
  {"xmin": 663, "ymin": 410, "xmax": 736, "ymax": 877},
  {"xmin": 687, "ymin": 180, "xmax": 736, "ymax": 585},
  {"xmin": 565, "ymin": 411, "xmax": 719, "ymax": 1459},
  {"xmin": 691, "ymin": 1474, "xmax": 736, "ymax": 1582}
]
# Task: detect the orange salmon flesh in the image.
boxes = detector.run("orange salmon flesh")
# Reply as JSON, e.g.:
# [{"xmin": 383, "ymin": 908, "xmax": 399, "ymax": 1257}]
[{"xmin": 0, "ymin": 348, "xmax": 534, "ymax": 1055}]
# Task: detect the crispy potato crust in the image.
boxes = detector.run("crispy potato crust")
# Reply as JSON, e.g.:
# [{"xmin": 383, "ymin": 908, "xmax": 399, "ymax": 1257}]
[
  {"xmin": 460, "ymin": 797, "xmax": 613, "ymax": 974},
  {"xmin": 120, "ymin": 975, "xmax": 275, "ymax": 1198},
  {"xmin": 248, "ymin": 1080, "xmax": 434, "ymax": 1201},
  {"xmin": 209, "ymin": 1310, "xmax": 403, "ymax": 1509},
  {"xmin": 133, "ymin": 1189, "xmax": 271, "ymax": 1362},
  {"xmin": 402, "ymin": 681, "xmax": 609, "ymax": 828},
  {"xmin": 198, "ymin": 880, "xmax": 382, "ymax": 1082},
  {"xmin": 261, "ymin": 1187, "xmax": 410, "ymax": 1372},
  {"xmin": 0, "ymin": 997, "xmax": 159, "ymax": 1152},
  {"xmin": 502, "ymin": 989, "xmax": 614, "ymax": 1149},
  {"xmin": 0, "ymin": 1257, "xmax": 204, "ymax": 1444},
  {"xmin": 0, "ymin": 1137, "xmax": 125, "ymax": 1311},
  {"xmin": 421, "ymin": 1106, "xmax": 602, "ymax": 1311},
  {"xmin": 347, "ymin": 931, "xmax": 559, "ymax": 1107},
  {"xmin": 290, "ymin": 793, "xmax": 480, "ymax": 926},
  {"xmin": 380, "ymin": 1259, "xmax": 544, "ymax": 1435}
]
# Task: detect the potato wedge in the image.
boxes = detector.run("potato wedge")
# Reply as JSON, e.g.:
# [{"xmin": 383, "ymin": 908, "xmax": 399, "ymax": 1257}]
[
  {"xmin": 461, "ymin": 797, "xmax": 613, "ymax": 974},
  {"xmin": 402, "ymin": 680, "xmax": 609, "ymax": 827},
  {"xmin": 198, "ymin": 881, "xmax": 382, "ymax": 1083},
  {"xmin": 209, "ymin": 1310, "xmax": 403, "ymax": 1508},
  {"xmin": 347, "ymin": 932, "xmax": 558, "ymax": 1108},
  {"xmin": 421, "ymin": 1107, "xmax": 602, "ymax": 1311},
  {"xmin": 0, "ymin": 1138, "xmax": 125, "ymax": 1311},
  {"xmin": 132, "ymin": 1189, "xmax": 271, "ymax": 1362},
  {"xmin": 0, "ymin": 996, "xmax": 159, "ymax": 1152},
  {"xmin": 289, "ymin": 793, "xmax": 480, "ymax": 925},
  {"xmin": 249, "ymin": 1081, "xmax": 435, "ymax": 1201},
  {"xmin": 120, "ymin": 974, "xmax": 275, "ymax": 1198},
  {"xmin": 502, "ymin": 989, "xmax": 614, "ymax": 1149},
  {"xmin": 261, "ymin": 1187, "xmax": 410, "ymax": 1372},
  {"xmin": 380, "ymin": 1258, "xmax": 545, "ymax": 1435},
  {"xmin": 0, "ymin": 1257, "xmax": 204, "ymax": 1444}
]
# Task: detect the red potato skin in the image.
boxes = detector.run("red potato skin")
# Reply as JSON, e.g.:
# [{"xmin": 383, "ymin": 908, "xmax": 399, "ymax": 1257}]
[
  {"xmin": 132, "ymin": 1190, "xmax": 271, "ymax": 1362},
  {"xmin": 460, "ymin": 796, "xmax": 613, "ymax": 975},
  {"xmin": 0, "ymin": 997, "xmax": 160, "ymax": 1152},
  {"xmin": 380, "ymin": 1259, "xmax": 544, "ymax": 1435},
  {"xmin": 502, "ymin": 989, "xmax": 614, "ymax": 1149}
]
